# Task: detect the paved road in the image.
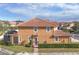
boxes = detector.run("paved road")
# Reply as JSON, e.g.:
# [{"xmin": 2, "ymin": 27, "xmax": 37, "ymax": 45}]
[{"xmin": 0, "ymin": 51, "xmax": 9, "ymax": 55}]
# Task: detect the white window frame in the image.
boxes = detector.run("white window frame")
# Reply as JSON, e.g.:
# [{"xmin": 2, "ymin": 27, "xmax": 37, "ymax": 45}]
[
  {"xmin": 46, "ymin": 26, "xmax": 51, "ymax": 32},
  {"xmin": 33, "ymin": 26, "xmax": 38, "ymax": 32}
]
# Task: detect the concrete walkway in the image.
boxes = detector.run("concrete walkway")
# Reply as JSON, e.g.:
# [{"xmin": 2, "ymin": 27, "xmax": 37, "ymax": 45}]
[
  {"xmin": 0, "ymin": 48, "xmax": 15, "ymax": 55},
  {"xmin": 39, "ymin": 52, "xmax": 79, "ymax": 55}
]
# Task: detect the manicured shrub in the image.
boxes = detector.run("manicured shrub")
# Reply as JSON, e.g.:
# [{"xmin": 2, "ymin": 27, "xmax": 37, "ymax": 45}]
[
  {"xmin": 38, "ymin": 44, "xmax": 79, "ymax": 48},
  {"xmin": 24, "ymin": 44, "xmax": 31, "ymax": 47}
]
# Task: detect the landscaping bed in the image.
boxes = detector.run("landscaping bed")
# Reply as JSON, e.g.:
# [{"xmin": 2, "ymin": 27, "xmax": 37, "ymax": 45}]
[
  {"xmin": 38, "ymin": 44, "xmax": 79, "ymax": 48},
  {"xmin": 0, "ymin": 40, "xmax": 33, "ymax": 53}
]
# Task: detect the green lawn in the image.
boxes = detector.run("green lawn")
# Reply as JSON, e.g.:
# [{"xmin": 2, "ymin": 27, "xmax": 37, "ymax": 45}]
[
  {"xmin": 1, "ymin": 45, "xmax": 33, "ymax": 53},
  {"xmin": 1, "ymin": 45, "xmax": 79, "ymax": 53},
  {"xmin": 38, "ymin": 48, "xmax": 79, "ymax": 53}
]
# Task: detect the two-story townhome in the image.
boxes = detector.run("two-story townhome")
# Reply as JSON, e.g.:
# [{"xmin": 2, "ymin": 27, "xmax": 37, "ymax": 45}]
[
  {"xmin": 4, "ymin": 18, "xmax": 71, "ymax": 47},
  {"xmin": 16, "ymin": 18, "xmax": 71, "ymax": 46}
]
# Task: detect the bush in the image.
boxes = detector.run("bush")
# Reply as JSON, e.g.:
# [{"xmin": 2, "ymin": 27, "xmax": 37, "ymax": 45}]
[
  {"xmin": 0, "ymin": 40, "xmax": 5, "ymax": 45},
  {"xmin": 38, "ymin": 44, "xmax": 79, "ymax": 48},
  {"xmin": 24, "ymin": 44, "xmax": 31, "ymax": 47},
  {"xmin": 4, "ymin": 42, "xmax": 13, "ymax": 46},
  {"xmin": 0, "ymin": 40, "xmax": 13, "ymax": 46}
]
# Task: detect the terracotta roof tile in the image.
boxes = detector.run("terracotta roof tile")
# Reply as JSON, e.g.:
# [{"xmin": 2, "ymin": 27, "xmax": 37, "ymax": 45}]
[
  {"xmin": 53, "ymin": 30, "xmax": 71, "ymax": 36},
  {"xmin": 9, "ymin": 21, "xmax": 17, "ymax": 25},
  {"xmin": 17, "ymin": 18, "xmax": 58, "ymax": 27}
]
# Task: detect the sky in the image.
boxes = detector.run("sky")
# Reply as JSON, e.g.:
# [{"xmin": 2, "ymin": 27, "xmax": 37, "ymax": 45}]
[{"xmin": 0, "ymin": 3, "xmax": 79, "ymax": 22}]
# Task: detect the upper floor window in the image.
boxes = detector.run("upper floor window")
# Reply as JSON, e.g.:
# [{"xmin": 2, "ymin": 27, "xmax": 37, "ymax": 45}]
[
  {"xmin": 46, "ymin": 26, "xmax": 51, "ymax": 32},
  {"xmin": 34, "ymin": 27, "xmax": 38, "ymax": 32},
  {"xmin": 58, "ymin": 26, "xmax": 62, "ymax": 30},
  {"xmin": 54, "ymin": 36, "xmax": 60, "ymax": 43}
]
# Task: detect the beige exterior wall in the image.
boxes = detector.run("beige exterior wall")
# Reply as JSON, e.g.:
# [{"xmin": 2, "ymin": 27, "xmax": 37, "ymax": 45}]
[{"xmin": 18, "ymin": 27, "xmax": 70, "ymax": 45}]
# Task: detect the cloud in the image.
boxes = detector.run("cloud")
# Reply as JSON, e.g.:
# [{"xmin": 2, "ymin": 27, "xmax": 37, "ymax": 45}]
[
  {"xmin": 3, "ymin": 3, "xmax": 79, "ymax": 21},
  {"xmin": 5, "ymin": 4, "xmax": 64, "ymax": 16},
  {"xmin": 0, "ymin": 3, "xmax": 8, "ymax": 7}
]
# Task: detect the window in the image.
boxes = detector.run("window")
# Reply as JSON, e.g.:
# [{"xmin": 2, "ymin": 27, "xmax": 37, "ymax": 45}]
[
  {"xmin": 58, "ymin": 26, "xmax": 62, "ymax": 30},
  {"xmin": 46, "ymin": 26, "xmax": 51, "ymax": 32},
  {"xmin": 34, "ymin": 27, "xmax": 38, "ymax": 32},
  {"xmin": 54, "ymin": 36, "xmax": 59, "ymax": 41},
  {"xmin": 34, "ymin": 37, "xmax": 38, "ymax": 45}
]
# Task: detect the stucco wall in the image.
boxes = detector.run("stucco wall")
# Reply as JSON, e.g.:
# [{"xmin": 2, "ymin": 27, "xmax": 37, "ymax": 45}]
[{"xmin": 18, "ymin": 27, "xmax": 70, "ymax": 45}]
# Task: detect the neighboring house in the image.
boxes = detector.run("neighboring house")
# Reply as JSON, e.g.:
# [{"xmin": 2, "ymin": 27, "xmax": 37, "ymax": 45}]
[
  {"xmin": 9, "ymin": 21, "xmax": 23, "ymax": 27},
  {"xmin": 9, "ymin": 21, "xmax": 23, "ymax": 31},
  {"xmin": 60, "ymin": 22, "xmax": 75, "ymax": 30},
  {"xmin": 9, "ymin": 21, "xmax": 17, "ymax": 27},
  {"xmin": 4, "ymin": 18, "xmax": 71, "ymax": 46},
  {"xmin": 71, "ymin": 34, "xmax": 79, "ymax": 42},
  {"xmin": 66, "ymin": 23, "xmax": 74, "ymax": 30}
]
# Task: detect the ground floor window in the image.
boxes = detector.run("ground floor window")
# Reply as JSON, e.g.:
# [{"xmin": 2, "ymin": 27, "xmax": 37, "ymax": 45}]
[
  {"xmin": 54, "ymin": 36, "xmax": 60, "ymax": 42},
  {"xmin": 13, "ymin": 36, "xmax": 18, "ymax": 45}
]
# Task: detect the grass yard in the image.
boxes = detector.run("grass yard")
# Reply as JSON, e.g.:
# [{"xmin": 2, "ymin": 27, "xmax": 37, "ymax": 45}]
[
  {"xmin": 1, "ymin": 45, "xmax": 33, "ymax": 53},
  {"xmin": 0, "ymin": 45, "xmax": 2, "ymax": 48},
  {"xmin": 1, "ymin": 45, "xmax": 79, "ymax": 53},
  {"xmin": 38, "ymin": 48, "xmax": 79, "ymax": 53}
]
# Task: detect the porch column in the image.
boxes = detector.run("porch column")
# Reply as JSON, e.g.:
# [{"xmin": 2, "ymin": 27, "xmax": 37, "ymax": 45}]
[
  {"xmin": 11, "ymin": 35, "xmax": 14, "ymax": 44},
  {"xmin": 18, "ymin": 36, "xmax": 21, "ymax": 44}
]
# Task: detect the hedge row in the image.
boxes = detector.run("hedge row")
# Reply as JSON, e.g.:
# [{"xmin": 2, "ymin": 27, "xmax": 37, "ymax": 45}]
[{"xmin": 38, "ymin": 44, "xmax": 79, "ymax": 48}]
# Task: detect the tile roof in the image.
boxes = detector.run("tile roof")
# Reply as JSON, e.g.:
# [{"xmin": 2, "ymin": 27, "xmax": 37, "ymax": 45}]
[
  {"xmin": 53, "ymin": 30, "xmax": 71, "ymax": 37},
  {"xmin": 9, "ymin": 21, "xmax": 17, "ymax": 25},
  {"xmin": 17, "ymin": 17, "xmax": 58, "ymax": 27}
]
